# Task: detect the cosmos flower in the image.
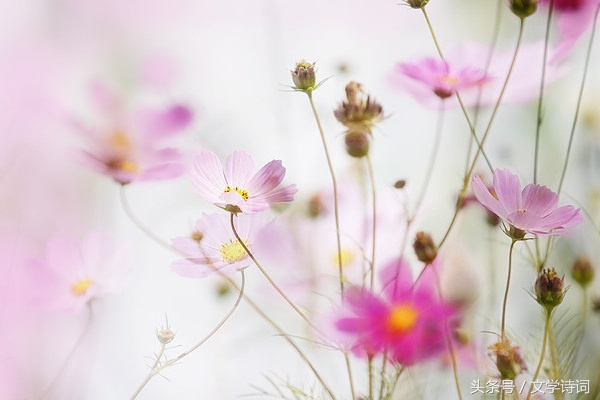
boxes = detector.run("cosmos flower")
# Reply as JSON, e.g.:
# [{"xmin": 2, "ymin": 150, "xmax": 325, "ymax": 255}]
[
  {"xmin": 190, "ymin": 150, "xmax": 297, "ymax": 214},
  {"xmin": 472, "ymin": 169, "xmax": 582, "ymax": 237},
  {"xmin": 335, "ymin": 258, "xmax": 456, "ymax": 365},
  {"xmin": 27, "ymin": 231, "xmax": 131, "ymax": 313},
  {"xmin": 170, "ymin": 212, "xmax": 270, "ymax": 278},
  {"xmin": 395, "ymin": 57, "xmax": 491, "ymax": 100},
  {"xmin": 542, "ymin": 0, "xmax": 600, "ymax": 62},
  {"xmin": 77, "ymin": 82, "xmax": 193, "ymax": 184}
]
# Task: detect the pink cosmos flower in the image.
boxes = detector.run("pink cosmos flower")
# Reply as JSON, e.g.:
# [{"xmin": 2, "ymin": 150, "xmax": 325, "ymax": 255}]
[
  {"xmin": 542, "ymin": 0, "xmax": 600, "ymax": 62},
  {"xmin": 335, "ymin": 258, "xmax": 456, "ymax": 365},
  {"xmin": 171, "ymin": 212, "xmax": 270, "ymax": 278},
  {"xmin": 395, "ymin": 58, "xmax": 491, "ymax": 99},
  {"xmin": 190, "ymin": 150, "xmax": 297, "ymax": 214},
  {"xmin": 77, "ymin": 83, "xmax": 193, "ymax": 184},
  {"xmin": 26, "ymin": 231, "xmax": 131, "ymax": 313},
  {"xmin": 472, "ymin": 169, "xmax": 582, "ymax": 237}
]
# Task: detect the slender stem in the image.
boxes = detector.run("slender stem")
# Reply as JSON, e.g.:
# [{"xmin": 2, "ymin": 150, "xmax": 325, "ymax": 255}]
[
  {"xmin": 525, "ymin": 310, "xmax": 551, "ymax": 400},
  {"xmin": 501, "ymin": 240, "xmax": 518, "ymax": 337},
  {"xmin": 557, "ymin": 2, "xmax": 600, "ymax": 194},
  {"xmin": 548, "ymin": 321, "xmax": 562, "ymax": 400},
  {"xmin": 378, "ymin": 354, "xmax": 389, "ymax": 400},
  {"xmin": 368, "ymin": 356, "xmax": 374, "ymax": 400},
  {"xmin": 431, "ymin": 265, "xmax": 463, "ymax": 400},
  {"xmin": 533, "ymin": 0, "xmax": 555, "ymax": 185},
  {"xmin": 438, "ymin": 20, "xmax": 526, "ymax": 251},
  {"xmin": 366, "ymin": 154, "xmax": 377, "ymax": 289},
  {"xmin": 306, "ymin": 92, "xmax": 345, "ymax": 296},
  {"xmin": 38, "ymin": 304, "xmax": 94, "ymax": 400},
  {"xmin": 229, "ymin": 214, "xmax": 315, "ymax": 330},
  {"xmin": 130, "ymin": 272, "xmax": 246, "ymax": 400},
  {"xmin": 120, "ymin": 185, "xmax": 177, "ymax": 254},
  {"xmin": 410, "ymin": 100, "xmax": 445, "ymax": 224}
]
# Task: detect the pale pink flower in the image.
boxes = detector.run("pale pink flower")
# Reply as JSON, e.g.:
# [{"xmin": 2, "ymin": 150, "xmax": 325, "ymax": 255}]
[
  {"xmin": 395, "ymin": 57, "xmax": 491, "ymax": 99},
  {"xmin": 472, "ymin": 169, "xmax": 582, "ymax": 237},
  {"xmin": 171, "ymin": 212, "xmax": 270, "ymax": 278},
  {"xmin": 542, "ymin": 0, "xmax": 600, "ymax": 62},
  {"xmin": 335, "ymin": 258, "xmax": 456, "ymax": 365},
  {"xmin": 26, "ymin": 231, "xmax": 131, "ymax": 313},
  {"xmin": 190, "ymin": 150, "xmax": 297, "ymax": 214},
  {"xmin": 77, "ymin": 83, "xmax": 193, "ymax": 184}
]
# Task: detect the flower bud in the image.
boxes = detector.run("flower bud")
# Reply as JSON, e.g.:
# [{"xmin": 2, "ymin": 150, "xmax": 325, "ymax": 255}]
[
  {"xmin": 405, "ymin": 0, "xmax": 429, "ymax": 8},
  {"xmin": 344, "ymin": 130, "xmax": 370, "ymax": 158},
  {"xmin": 509, "ymin": 0, "xmax": 538, "ymax": 19},
  {"xmin": 535, "ymin": 267, "xmax": 565, "ymax": 311},
  {"xmin": 291, "ymin": 60, "xmax": 317, "ymax": 92},
  {"xmin": 156, "ymin": 328, "xmax": 176, "ymax": 344},
  {"xmin": 488, "ymin": 336, "xmax": 527, "ymax": 380},
  {"xmin": 413, "ymin": 231, "xmax": 437, "ymax": 264},
  {"xmin": 571, "ymin": 256, "xmax": 594, "ymax": 288},
  {"xmin": 307, "ymin": 194, "xmax": 325, "ymax": 218},
  {"xmin": 334, "ymin": 81, "xmax": 384, "ymax": 134}
]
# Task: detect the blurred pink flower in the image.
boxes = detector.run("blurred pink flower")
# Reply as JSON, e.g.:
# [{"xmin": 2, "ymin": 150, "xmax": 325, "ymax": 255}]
[
  {"xmin": 27, "ymin": 231, "xmax": 131, "ymax": 313},
  {"xmin": 542, "ymin": 0, "xmax": 600, "ymax": 62},
  {"xmin": 77, "ymin": 83, "xmax": 193, "ymax": 184},
  {"xmin": 335, "ymin": 258, "xmax": 456, "ymax": 365},
  {"xmin": 395, "ymin": 58, "xmax": 490, "ymax": 99},
  {"xmin": 171, "ymin": 212, "xmax": 270, "ymax": 278},
  {"xmin": 190, "ymin": 150, "xmax": 297, "ymax": 214},
  {"xmin": 472, "ymin": 169, "xmax": 582, "ymax": 237}
]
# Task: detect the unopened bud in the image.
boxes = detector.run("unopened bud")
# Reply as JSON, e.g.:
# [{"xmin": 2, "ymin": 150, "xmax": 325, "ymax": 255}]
[
  {"xmin": 344, "ymin": 130, "xmax": 370, "ymax": 158},
  {"xmin": 413, "ymin": 231, "xmax": 437, "ymax": 263},
  {"xmin": 509, "ymin": 0, "xmax": 538, "ymax": 19},
  {"xmin": 307, "ymin": 194, "xmax": 325, "ymax": 218},
  {"xmin": 291, "ymin": 60, "xmax": 317, "ymax": 92},
  {"xmin": 156, "ymin": 328, "xmax": 176, "ymax": 344},
  {"xmin": 191, "ymin": 230, "xmax": 203, "ymax": 242},
  {"xmin": 571, "ymin": 257, "xmax": 594, "ymax": 288},
  {"xmin": 405, "ymin": 0, "xmax": 429, "ymax": 8},
  {"xmin": 394, "ymin": 179, "xmax": 406, "ymax": 189},
  {"xmin": 535, "ymin": 267, "xmax": 565, "ymax": 311}
]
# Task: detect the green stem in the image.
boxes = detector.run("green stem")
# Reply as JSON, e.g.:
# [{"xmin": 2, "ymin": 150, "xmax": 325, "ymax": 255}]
[
  {"xmin": 366, "ymin": 154, "xmax": 377, "ymax": 290},
  {"xmin": 525, "ymin": 310, "xmax": 551, "ymax": 400},
  {"xmin": 306, "ymin": 92, "xmax": 345, "ymax": 296},
  {"xmin": 501, "ymin": 240, "xmax": 518, "ymax": 337},
  {"xmin": 548, "ymin": 321, "xmax": 562, "ymax": 400},
  {"xmin": 533, "ymin": 0, "xmax": 555, "ymax": 185},
  {"xmin": 438, "ymin": 20, "xmax": 525, "ymax": 251}
]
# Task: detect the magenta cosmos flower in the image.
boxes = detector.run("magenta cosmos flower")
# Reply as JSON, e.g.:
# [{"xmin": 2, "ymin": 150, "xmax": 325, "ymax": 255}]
[
  {"xmin": 171, "ymin": 212, "xmax": 270, "ymax": 278},
  {"xmin": 26, "ymin": 231, "xmax": 131, "ymax": 313},
  {"xmin": 395, "ymin": 57, "xmax": 490, "ymax": 100},
  {"xmin": 77, "ymin": 83, "xmax": 193, "ymax": 184},
  {"xmin": 335, "ymin": 258, "xmax": 456, "ymax": 365},
  {"xmin": 542, "ymin": 0, "xmax": 600, "ymax": 62},
  {"xmin": 472, "ymin": 169, "xmax": 582, "ymax": 237},
  {"xmin": 191, "ymin": 150, "xmax": 297, "ymax": 214}
]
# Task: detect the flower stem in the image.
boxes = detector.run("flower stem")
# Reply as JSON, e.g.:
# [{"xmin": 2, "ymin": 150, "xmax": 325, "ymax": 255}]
[
  {"xmin": 525, "ymin": 310, "xmax": 551, "ymax": 400},
  {"xmin": 130, "ymin": 271, "xmax": 246, "ymax": 400},
  {"xmin": 229, "ymin": 214, "xmax": 315, "ymax": 329},
  {"xmin": 501, "ymin": 239, "xmax": 518, "ymax": 337},
  {"xmin": 438, "ymin": 20, "xmax": 525, "ymax": 251},
  {"xmin": 38, "ymin": 303, "xmax": 94, "ymax": 400},
  {"xmin": 533, "ymin": 0, "xmax": 555, "ymax": 185},
  {"xmin": 366, "ymin": 153, "xmax": 377, "ymax": 290},
  {"xmin": 119, "ymin": 185, "xmax": 177, "ymax": 254},
  {"xmin": 306, "ymin": 92, "xmax": 345, "ymax": 296}
]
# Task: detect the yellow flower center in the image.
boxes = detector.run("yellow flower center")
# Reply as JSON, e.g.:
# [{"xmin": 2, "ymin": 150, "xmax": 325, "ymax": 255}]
[
  {"xmin": 71, "ymin": 279, "xmax": 93, "ymax": 296},
  {"xmin": 110, "ymin": 131, "xmax": 131, "ymax": 150},
  {"xmin": 517, "ymin": 209, "xmax": 527, "ymax": 213},
  {"xmin": 442, "ymin": 75, "xmax": 458, "ymax": 85},
  {"xmin": 219, "ymin": 239, "xmax": 249, "ymax": 263},
  {"xmin": 224, "ymin": 185, "xmax": 249, "ymax": 201},
  {"xmin": 387, "ymin": 305, "xmax": 418, "ymax": 334},
  {"xmin": 332, "ymin": 249, "xmax": 355, "ymax": 267}
]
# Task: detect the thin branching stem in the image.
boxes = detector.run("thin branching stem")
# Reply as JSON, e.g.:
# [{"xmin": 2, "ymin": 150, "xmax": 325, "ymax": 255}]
[
  {"xmin": 130, "ymin": 272, "xmax": 246, "ymax": 400},
  {"xmin": 438, "ymin": 20, "xmax": 526, "ymax": 250}
]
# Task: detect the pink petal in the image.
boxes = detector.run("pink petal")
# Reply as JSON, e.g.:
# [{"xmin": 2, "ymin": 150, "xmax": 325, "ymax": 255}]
[
  {"xmin": 191, "ymin": 151, "xmax": 227, "ymax": 199},
  {"xmin": 521, "ymin": 184, "xmax": 559, "ymax": 216},
  {"xmin": 492, "ymin": 169, "xmax": 523, "ymax": 213},
  {"xmin": 472, "ymin": 175, "xmax": 508, "ymax": 218},
  {"xmin": 246, "ymin": 159, "xmax": 286, "ymax": 195},
  {"xmin": 224, "ymin": 151, "xmax": 255, "ymax": 187}
]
